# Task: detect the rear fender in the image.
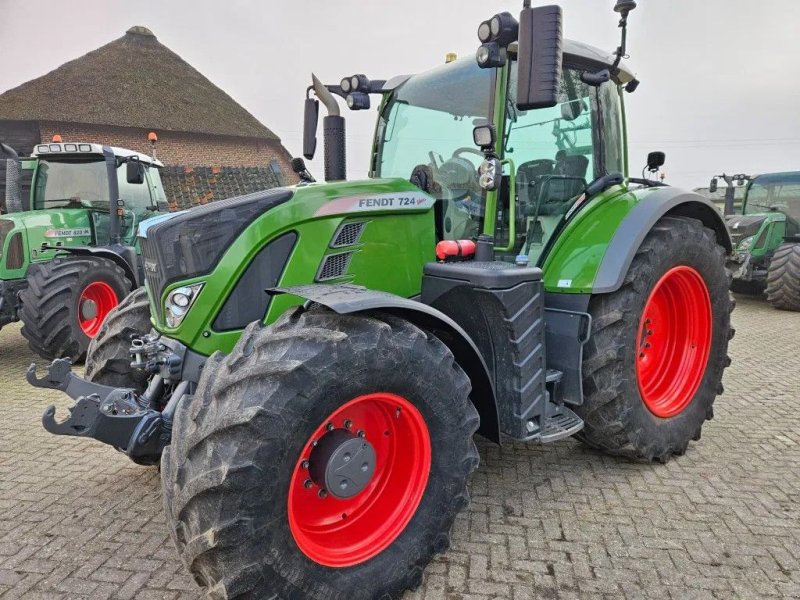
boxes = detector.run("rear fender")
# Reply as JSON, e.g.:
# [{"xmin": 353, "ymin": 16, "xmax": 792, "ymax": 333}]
[
  {"xmin": 593, "ymin": 189, "xmax": 732, "ymax": 293},
  {"xmin": 543, "ymin": 186, "xmax": 732, "ymax": 294},
  {"xmin": 271, "ymin": 284, "xmax": 500, "ymax": 443}
]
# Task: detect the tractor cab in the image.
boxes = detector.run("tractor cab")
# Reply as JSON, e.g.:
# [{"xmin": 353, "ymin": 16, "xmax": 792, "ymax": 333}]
[
  {"xmin": 27, "ymin": 142, "xmax": 167, "ymax": 244},
  {"xmin": 371, "ymin": 39, "xmax": 637, "ymax": 264}
]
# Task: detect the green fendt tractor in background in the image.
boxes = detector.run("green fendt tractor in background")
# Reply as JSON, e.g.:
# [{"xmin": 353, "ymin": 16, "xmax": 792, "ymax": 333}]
[
  {"xmin": 1, "ymin": 138, "xmax": 167, "ymax": 359},
  {"xmin": 712, "ymin": 171, "xmax": 800, "ymax": 310},
  {"xmin": 32, "ymin": 2, "xmax": 735, "ymax": 598}
]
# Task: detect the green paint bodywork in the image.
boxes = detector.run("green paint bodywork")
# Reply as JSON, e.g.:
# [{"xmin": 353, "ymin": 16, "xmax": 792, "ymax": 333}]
[{"xmin": 149, "ymin": 178, "xmax": 436, "ymax": 355}]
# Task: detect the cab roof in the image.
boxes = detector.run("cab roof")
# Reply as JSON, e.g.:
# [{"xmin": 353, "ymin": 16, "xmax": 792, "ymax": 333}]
[{"xmin": 31, "ymin": 142, "xmax": 164, "ymax": 167}]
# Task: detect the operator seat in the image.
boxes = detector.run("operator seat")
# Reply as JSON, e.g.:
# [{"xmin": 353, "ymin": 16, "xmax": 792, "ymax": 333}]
[
  {"xmin": 517, "ymin": 159, "xmax": 554, "ymax": 216},
  {"xmin": 537, "ymin": 152, "xmax": 589, "ymax": 215}
]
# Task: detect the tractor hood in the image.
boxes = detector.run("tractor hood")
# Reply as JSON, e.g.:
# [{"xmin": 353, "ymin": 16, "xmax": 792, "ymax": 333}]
[
  {"xmin": 0, "ymin": 209, "xmax": 94, "ymax": 278},
  {"xmin": 725, "ymin": 213, "xmax": 776, "ymax": 247}
]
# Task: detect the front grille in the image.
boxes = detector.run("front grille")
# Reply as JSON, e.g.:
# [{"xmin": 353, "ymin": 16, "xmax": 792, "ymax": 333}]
[
  {"xmin": 139, "ymin": 187, "xmax": 294, "ymax": 321},
  {"xmin": 317, "ymin": 252, "xmax": 353, "ymax": 281},
  {"xmin": 331, "ymin": 221, "xmax": 366, "ymax": 248},
  {"xmin": 140, "ymin": 237, "xmax": 167, "ymax": 320}
]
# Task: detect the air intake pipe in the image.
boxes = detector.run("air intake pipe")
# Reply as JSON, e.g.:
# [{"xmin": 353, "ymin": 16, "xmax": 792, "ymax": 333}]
[{"xmin": 312, "ymin": 74, "xmax": 346, "ymax": 182}]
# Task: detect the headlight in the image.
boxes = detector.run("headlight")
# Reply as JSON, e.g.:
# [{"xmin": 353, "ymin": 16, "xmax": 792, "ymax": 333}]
[
  {"xmin": 738, "ymin": 235, "xmax": 756, "ymax": 251},
  {"xmin": 478, "ymin": 158, "xmax": 502, "ymax": 190},
  {"xmin": 165, "ymin": 282, "xmax": 204, "ymax": 328}
]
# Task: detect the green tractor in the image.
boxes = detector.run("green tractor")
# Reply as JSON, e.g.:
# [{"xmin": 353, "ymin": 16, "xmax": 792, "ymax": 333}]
[
  {"xmin": 32, "ymin": 2, "xmax": 734, "ymax": 598},
  {"xmin": 1, "ymin": 138, "xmax": 167, "ymax": 359},
  {"xmin": 712, "ymin": 171, "xmax": 800, "ymax": 310}
]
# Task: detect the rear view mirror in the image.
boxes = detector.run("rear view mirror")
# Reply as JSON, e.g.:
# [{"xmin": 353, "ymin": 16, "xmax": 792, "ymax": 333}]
[
  {"xmin": 126, "ymin": 159, "xmax": 145, "ymax": 184},
  {"xmin": 709, "ymin": 178, "xmax": 718, "ymax": 194},
  {"xmin": 303, "ymin": 98, "xmax": 319, "ymax": 160},
  {"xmin": 516, "ymin": 5, "xmax": 563, "ymax": 111},
  {"xmin": 646, "ymin": 151, "xmax": 666, "ymax": 172}
]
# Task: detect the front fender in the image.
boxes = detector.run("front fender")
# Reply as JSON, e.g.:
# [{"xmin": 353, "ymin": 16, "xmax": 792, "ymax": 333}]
[
  {"xmin": 271, "ymin": 283, "xmax": 500, "ymax": 443},
  {"xmin": 542, "ymin": 185, "xmax": 732, "ymax": 294}
]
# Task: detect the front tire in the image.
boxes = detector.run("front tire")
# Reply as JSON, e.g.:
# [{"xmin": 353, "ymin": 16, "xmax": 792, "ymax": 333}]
[
  {"xmin": 162, "ymin": 308, "xmax": 480, "ymax": 599},
  {"xmin": 20, "ymin": 257, "xmax": 131, "ymax": 361},
  {"xmin": 765, "ymin": 243, "xmax": 800, "ymax": 311},
  {"xmin": 85, "ymin": 287, "xmax": 152, "ymax": 392},
  {"xmin": 576, "ymin": 216, "xmax": 733, "ymax": 462}
]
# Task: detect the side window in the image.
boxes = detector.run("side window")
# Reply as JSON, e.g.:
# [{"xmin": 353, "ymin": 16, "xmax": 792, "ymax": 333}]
[
  {"xmin": 505, "ymin": 65, "xmax": 625, "ymax": 262},
  {"xmin": 116, "ymin": 164, "xmax": 154, "ymax": 214}
]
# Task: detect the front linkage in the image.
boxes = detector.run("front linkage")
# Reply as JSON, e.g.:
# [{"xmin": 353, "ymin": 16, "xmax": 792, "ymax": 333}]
[{"xmin": 30, "ymin": 332, "xmax": 196, "ymax": 464}]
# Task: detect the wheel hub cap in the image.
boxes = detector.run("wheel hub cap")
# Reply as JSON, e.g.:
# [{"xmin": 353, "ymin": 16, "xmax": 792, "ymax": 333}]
[
  {"xmin": 80, "ymin": 299, "xmax": 98, "ymax": 321},
  {"xmin": 308, "ymin": 429, "xmax": 376, "ymax": 499}
]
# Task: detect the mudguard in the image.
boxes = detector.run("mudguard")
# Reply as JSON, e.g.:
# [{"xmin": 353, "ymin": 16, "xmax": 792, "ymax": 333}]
[
  {"xmin": 52, "ymin": 244, "xmax": 139, "ymax": 287},
  {"xmin": 542, "ymin": 185, "xmax": 732, "ymax": 294},
  {"xmin": 270, "ymin": 283, "xmax": 501, "ymax": 443},
  {"xmin": 594, "ymin": 189, "xmax": 732, "ymax": 293}
]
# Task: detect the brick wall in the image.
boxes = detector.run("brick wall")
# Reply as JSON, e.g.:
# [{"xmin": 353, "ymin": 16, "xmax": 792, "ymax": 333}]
[{"xmin": 38, "ymin": 121, "xmax": 297, "ymax": 182}]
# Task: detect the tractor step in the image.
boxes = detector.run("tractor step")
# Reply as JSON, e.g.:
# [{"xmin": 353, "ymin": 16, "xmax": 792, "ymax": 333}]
[{"xmin": 540, "ymin": 403, "xmax": 584, "ymax": 443}]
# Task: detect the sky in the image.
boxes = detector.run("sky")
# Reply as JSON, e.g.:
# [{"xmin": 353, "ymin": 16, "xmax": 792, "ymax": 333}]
[{"xmin": 1, "ymin": 0, "xmax": 799, "ymax": 190}]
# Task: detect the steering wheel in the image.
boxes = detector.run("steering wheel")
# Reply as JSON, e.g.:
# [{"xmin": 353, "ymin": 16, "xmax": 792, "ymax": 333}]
[
  {"xmin": 452, "ymin": 147, "xmax": 486, "ymax": 160},
  {"xmin": 66, "ymin": 197, "xmax": 94, "ymax": 209}
]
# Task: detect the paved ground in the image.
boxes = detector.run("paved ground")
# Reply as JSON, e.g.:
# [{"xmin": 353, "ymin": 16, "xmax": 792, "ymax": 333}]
[{"xmin": 0, "ymin": 294, "xmax": 798, "ymax": 600}]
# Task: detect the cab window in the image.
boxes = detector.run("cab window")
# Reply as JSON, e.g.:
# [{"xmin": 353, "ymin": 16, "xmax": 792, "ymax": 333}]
[{"xmin": 504, "ymin": 63, "xmax": 623, "ymax": 261}]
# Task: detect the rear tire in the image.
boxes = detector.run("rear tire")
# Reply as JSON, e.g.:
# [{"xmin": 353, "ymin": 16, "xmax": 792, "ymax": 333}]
[
  {"xmin": 20, "ymin": 257, "xmax": 131, "ymax": 361},
  {"xmin": 162, "ymin": 308, "xmax": 479, "ymax": 599},
  {"xmin": 765, "ymin": 243, "xmax": 800, "ymax": 311},
  {"xmin": 85, "ymin": 287, "xmax": 151, "ymax": 392},
  {"xmin": 576, "ymin": 216, "xmax": 733, "ymax": 462}
]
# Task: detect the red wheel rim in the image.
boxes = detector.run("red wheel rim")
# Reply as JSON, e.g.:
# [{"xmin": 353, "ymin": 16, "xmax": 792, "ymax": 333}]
[
  {"xmin": 288, "ymin": 393, "xmax": 431, "ymax": 567},
  {"xmin": 636, "ymin": 266, "xmax": 712, "ymax": 418},
  {"xmin": 77, "ymin": 281, "xmax": 118, "ymax": 338}
]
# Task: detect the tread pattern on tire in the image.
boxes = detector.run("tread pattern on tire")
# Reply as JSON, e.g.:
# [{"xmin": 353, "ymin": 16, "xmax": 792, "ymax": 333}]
[
  {"xmin": 163, "ymin": 308, "xmax": 480, "ymax": 600},
  {"xmin": 765, "ymin": 243, "xmax": 800, "ymax": 311},
  {"xmin": 576, "ymin": 216, "xmax": 734, "ymax": 462},
  {"xmin": 20, "ymin": 257, "xmax": 131, "ymax": 361},
  {"xmin": 85, "ymin": 287, "xmax": 151, "ymax": 391}
]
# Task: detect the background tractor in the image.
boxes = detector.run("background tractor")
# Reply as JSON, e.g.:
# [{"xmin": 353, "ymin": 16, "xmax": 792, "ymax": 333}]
[
  {"xmin": 1, "ymin": 137, "xmax": 167, "ymax": 359},
  {"xmin": 32, "ymin": 2, "xmax": 735, "ymax": 598},
  {"xmin": 711, "ymin": 171, "xmax": 800, "ymax": 310}
]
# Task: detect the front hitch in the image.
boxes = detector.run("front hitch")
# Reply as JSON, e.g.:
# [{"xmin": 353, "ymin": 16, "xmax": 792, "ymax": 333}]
[{"xmin": 29, "ymin": 360, "xmax": 167, "ymax": 462}]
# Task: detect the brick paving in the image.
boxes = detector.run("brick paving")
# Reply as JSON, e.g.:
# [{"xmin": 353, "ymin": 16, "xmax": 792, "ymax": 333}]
[{"xmin": 0, "ymin": 294, "xmax": 798, "ymax": 599}]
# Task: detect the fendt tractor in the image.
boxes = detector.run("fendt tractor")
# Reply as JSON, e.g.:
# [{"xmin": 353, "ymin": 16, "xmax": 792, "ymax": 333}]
[
  {"xmin": 31, "ymin": 2, "xmax": 735, "ymax": 598},
  {"xmin": 711, "ymin": 171, "xmax": 800, "ymax": 310},
  {"xmin": 1, "ymin": 136, "xmax": 167, "ymax": 359}
]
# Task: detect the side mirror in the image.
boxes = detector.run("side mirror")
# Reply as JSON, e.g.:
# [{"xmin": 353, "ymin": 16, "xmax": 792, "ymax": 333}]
[
  {"xmin": 303, "ymin": 98, "xmax": 319, "ymax": 160},
  {"xmin": 709, "ymin": 178, "xmax": 718, "ymax": 194},
  {"xmin": 473, "ymin": 124, "xmax": 496, "ymax": 152},
  {"xmin": 126, "ymin": 159, "xmax": 145, "ymax": 184},
  {"xmin": 516, "ymin": 5, "xmax": 563, "ymax": 111},
  {"xmin": 646, "ymin": 151, "xmax": 666, "ymax": 172}
]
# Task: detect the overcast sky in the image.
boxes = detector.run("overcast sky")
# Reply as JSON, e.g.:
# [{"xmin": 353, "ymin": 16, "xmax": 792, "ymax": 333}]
[{"xmin": 2, "ymin": 0, "xmax": 799, "ymax": 189}]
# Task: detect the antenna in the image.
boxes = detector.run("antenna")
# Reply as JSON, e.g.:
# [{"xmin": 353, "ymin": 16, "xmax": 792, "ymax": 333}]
[{"xmin": 611, "ymin": 0, "xmax": 637, "ymax": 73}]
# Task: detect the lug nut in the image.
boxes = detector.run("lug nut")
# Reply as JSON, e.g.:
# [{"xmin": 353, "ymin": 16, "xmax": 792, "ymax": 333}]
[
  {"xmin": 301, "ymin": 460, "xmax": 309, "ymax": 469},
  {"xmin": 318, "ymin": 489, "xmax": 328, "ymax": 499},
  {"xmin": 304, "ymin": 479, "xmax": 313, "ymax": 489},
  {"xmin": 395, "ymin": 407, "xmax": 401, "ymax": 418},
  {"xmin": 344, "ymin": 419, "xmax": 353, "ymax": 429},
  {"xmin": 326, "ymin": 422, "xmax": 334, "ymax": 431},
  {"xmin": 357, "ymin": 430, "xmax": 366, "ymax": 438}
]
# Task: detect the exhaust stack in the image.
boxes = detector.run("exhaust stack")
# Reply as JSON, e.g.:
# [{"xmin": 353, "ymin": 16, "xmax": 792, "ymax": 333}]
[
  {"xmin": 1, "ymin": 143, "xmax": 22, "ymax": 214},
  {"xmin": 312, "ymin": 74, "xmax": 346, "ymax": 182}
]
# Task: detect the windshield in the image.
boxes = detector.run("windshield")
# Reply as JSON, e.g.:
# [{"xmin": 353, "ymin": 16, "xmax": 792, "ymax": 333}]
[
  {"xmin": 34, "ymin": 159, "xmax": 110, "ymax": 209},
  {"xmin": 376, "ymin": 58, "xmax": 493, "ymax": 241},
  {"xmin": 745, "ymin": 174, "xmax": 800, "ymax": 221}
]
